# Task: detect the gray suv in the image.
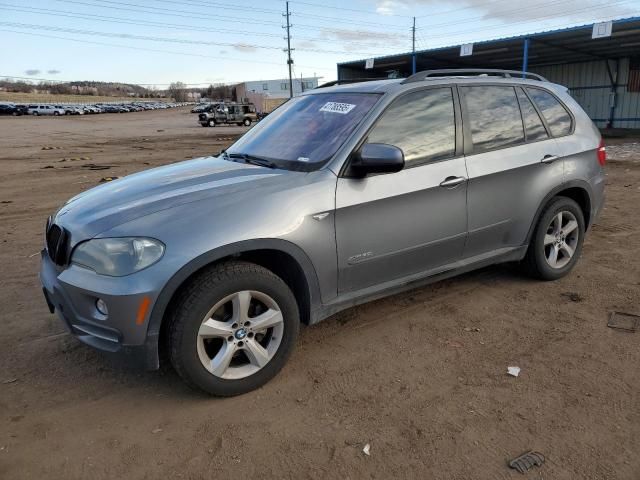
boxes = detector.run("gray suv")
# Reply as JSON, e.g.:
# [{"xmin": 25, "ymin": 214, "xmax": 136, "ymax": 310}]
[{"xmin": 40, "ymin": 69, "xmax": 606, "ymax": 396}]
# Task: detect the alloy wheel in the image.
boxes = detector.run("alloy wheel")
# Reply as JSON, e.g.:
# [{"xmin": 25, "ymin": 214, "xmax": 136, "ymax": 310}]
[
  {"xmin": 543, "ymin": 210, "xmax": 579, "ymax": 269},
  {"xmin": 196, "ymin": 290, "xmax": 284, "ymax": 380}
]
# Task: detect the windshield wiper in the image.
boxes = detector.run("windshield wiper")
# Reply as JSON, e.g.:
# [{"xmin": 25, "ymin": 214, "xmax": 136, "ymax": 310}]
[{"xmin": 225, "ymin": 152, "xmax": 277, "ymax": 169}]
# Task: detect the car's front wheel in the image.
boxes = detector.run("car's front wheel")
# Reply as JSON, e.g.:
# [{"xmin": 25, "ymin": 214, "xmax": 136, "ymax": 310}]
[
  {"xmin": 523, "ymin": 196, "xmax": 585, "ymax": 281},
  {"xmin": 168, "ymin": 261, "xmax": 300, "ymax": 396},
  {"xmin": 208, "ymin": 119, "xmax": 215, "ymax": 127},
  {"xmin": 243, "ymin": 118, "xmax": 251, "ymax": 126}
]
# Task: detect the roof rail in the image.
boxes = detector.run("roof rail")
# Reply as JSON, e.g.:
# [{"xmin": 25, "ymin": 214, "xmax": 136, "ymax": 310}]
[
  {"xmin": 315, "ymin": 78, "xmax": 388, "ymax": 89},
  {"xmin": 402, "ymin": 69, "xmax": 547, "ymax": 84}
]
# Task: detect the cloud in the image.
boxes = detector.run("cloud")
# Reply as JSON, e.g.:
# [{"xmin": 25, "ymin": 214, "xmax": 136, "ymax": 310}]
[
  {"xmin": 297, "ymin": 40, "xmax": 319, "ymax": 50},
  {"xmin": 376, "ymin": 0, "xmax": 407, "ymax": 15},
  {"xmin": 47, "ymin": 69, "xmax": 61, "ymax": 75},
  {"xmin": 373, "ymin": 0, "xmax": 633, "ymax": 22},
  {"xmin": 24, "ymin": 69, "xmax": 40, "ymax": 76},
  {"xmin": 232, "ymin": 43, "xmax": 257, "ymax": 53},
  {"xmin": 475, "ymin": 0, "xmax": 634, "ymax": 22},
  {"xmin": 219, "ymin": 50, "xmax": 227, "ymax": 54},
  {"xmin": 319, "ymin": 28, "xmax": 406, "ymax": 49}
]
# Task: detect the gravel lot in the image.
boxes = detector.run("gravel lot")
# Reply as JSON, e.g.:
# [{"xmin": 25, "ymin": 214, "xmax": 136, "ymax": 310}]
[{"xmin": 0, "ymin": 109, "xmax": 638, "ymax": 479}]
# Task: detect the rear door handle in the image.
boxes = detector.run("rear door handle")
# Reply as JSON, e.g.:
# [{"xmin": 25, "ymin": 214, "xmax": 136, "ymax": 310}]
[
  {"xmin": 541, "ymin": 154, "xmax": 560, "ymax": 164},
  {"xmin": 439, "ymin": 176, "xmax": 467, "ymax": 188}
]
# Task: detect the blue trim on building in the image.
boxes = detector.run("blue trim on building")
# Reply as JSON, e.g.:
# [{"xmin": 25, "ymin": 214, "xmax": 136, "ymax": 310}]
[{"xmin": 337, "ymin": 15, "xmax": 640, "ymax": 66}]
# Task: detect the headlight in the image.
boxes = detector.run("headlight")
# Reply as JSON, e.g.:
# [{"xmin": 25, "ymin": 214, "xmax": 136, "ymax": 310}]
[{"xmin": 72, "ymin": 237, "xmax": 165, "ymax": 276}]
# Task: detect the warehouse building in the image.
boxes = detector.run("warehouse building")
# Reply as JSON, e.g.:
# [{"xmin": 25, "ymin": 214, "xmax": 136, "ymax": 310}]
[
  {"xmin": 235, "ymin": 76, "xmax": 320, "ymax": 113},
  {"xmin": 337, "ymin": 17, "xmax": 640, "ymax": 129}
]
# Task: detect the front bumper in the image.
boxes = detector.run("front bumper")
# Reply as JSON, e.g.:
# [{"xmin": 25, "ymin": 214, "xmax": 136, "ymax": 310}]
[{"xmin": 39, "ymin": 250, "xmax": 160, "ymax": 370}]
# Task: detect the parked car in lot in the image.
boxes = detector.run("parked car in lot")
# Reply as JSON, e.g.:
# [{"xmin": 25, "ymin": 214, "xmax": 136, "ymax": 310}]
[
  {"xmin": 191, "ymin": 103, "xmax": 208, "ymax": 113},
  {"xmin": 0, "ymin": 103, "xmax": 27, "ymax": 115},
  {"xmin": 199, "ymin": 102, "xmax": 257, "ymax": 127},
  {"xmin": 64, "ymin": 106, "xmax": 84, "ymax": 115},
  {"xmin": 28, "ymin": 104, "xmax": 66, "ymax": 116},
  {"xmin": 40, "ymin": 69, "xmax": 606, "ymax": 396}
]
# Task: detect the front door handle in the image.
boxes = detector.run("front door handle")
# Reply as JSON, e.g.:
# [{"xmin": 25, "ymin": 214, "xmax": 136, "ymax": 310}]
[
  {"xmin": 439, "ymin": 176, "xmax": 467, "ymax": 188},
  {"xmin": 541, "ymin": 154, "xmax": 560, "ymax": 164}
]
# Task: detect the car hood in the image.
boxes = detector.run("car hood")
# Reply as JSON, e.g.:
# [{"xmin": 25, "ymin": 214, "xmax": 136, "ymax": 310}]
[{"xmin": 53, "ymin": 156, "xmax": 291, "ymax": 244}]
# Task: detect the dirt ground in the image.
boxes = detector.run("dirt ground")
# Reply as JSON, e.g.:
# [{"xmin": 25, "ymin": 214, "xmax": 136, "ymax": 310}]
[{"xmin": 0, "ymin": 109, "xmax": 638, "ymax": 479}]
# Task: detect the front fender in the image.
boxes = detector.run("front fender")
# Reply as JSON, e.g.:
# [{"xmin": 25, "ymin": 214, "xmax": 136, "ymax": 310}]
[{"xmin": 146, "ymin": 238, "xmax": 323, "ymax": 338}]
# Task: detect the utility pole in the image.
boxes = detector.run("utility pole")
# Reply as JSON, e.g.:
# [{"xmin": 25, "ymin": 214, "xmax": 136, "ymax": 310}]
[
  {"xmin": 412, "ymin": 16, "xmax": 416, "ymax": 75},
  {"xmin": 283, "ymin": 1, "xmax": 294, "ymax": 99}
]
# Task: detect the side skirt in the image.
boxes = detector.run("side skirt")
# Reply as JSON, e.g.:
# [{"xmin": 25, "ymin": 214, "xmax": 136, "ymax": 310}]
[{"xmin": 309, "ymin": 245, "xmax": 528, "ymax": 325}]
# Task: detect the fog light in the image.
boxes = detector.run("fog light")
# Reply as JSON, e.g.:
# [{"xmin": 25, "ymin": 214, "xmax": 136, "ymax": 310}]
[{"xmin": 96, "ymin": 298, "xmax": 108, "ymax": 316}]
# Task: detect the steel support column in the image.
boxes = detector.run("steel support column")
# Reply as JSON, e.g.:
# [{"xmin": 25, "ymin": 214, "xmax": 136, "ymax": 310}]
[
  {"xmin": 522, "ymin": 38, "xmax": 530, "ymax": 77},
  {"xmin": 605, "ymin": 59, "xmax": 619, "ymax": 129}
]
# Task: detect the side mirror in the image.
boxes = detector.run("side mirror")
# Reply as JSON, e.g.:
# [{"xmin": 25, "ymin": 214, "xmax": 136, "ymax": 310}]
[{"xmin": 349, "ymin": 143, "xmax": 404, "ymax": 177}]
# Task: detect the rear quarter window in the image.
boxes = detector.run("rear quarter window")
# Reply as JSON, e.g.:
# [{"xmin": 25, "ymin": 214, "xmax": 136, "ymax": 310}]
[{"xmin": 525, "ymin": 87, "xmax": 573, "ymax": 137}]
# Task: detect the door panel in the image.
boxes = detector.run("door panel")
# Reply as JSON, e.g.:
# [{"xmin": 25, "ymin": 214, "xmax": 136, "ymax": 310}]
[
  {"xmin": 336, "ymin": 158, "xmax": 468, "ymax": 293},
  {"xmin": 464, "ymin": 141, "xmax": 563, "ymax": 258},
  {"xmin": 335, "ymin": 86, "xmax": 467, "ymax": 293},
  {"xmin": 461, "ymin": 85, "xmax": 565, "ymax": 258}
]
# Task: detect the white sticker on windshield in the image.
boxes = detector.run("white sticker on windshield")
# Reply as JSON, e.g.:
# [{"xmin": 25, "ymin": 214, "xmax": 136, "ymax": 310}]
[
  {"xmin": 319, "ymin": 102, "xmax": 356, "ymax": 114},
  {"xmin": 297, "ymin": 157, "xmax": 310, "ymax": 162}
]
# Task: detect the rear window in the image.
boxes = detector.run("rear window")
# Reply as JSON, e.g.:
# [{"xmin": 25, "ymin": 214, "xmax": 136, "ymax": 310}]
[
  {"xmin": 462, "ymin": 85, "xmax": 525, "ymax": 153},
  {"xmin": 526, "ymin": 88, "xmax": 572, "ymax": 137}
]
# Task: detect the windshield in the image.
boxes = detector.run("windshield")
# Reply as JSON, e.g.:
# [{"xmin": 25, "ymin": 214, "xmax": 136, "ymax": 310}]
[{"xmin": 226, "ymin": 92, "xmax": 381, "ymax": 171}]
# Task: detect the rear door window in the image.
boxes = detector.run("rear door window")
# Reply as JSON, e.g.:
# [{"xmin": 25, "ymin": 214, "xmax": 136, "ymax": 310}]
[
  {"xmin": 516, "ymin": 88, "xmax": 549, "ymax": 141},
  {"xmin": 525, "ymin": 87, "xmax": 572, "ymax": 137},
  {"xmin": 461, "ymin": 86, "xmax": 524, "ymax": 153},
  {"xmin": 366, "ymin": 87, "xmax": 456, "ymax": 166}
]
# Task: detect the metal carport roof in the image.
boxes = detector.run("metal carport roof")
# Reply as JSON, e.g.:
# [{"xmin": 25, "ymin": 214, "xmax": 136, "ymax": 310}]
[{"xmin": 337, "ymin": 16, "xmax": 640, "ymax": 79}]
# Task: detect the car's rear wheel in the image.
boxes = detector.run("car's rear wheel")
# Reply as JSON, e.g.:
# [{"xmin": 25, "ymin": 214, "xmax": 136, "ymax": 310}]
[
  {"xmin": 523, "ymin": 196, "xmax": 585, "ymax": 281},
  {"xmin": 54, "ymin": 111, "xmax": 60, "ymax": 116},
  {"xmin": 168, "ymin": 261, "xmax": 300, "ymax": 396}
]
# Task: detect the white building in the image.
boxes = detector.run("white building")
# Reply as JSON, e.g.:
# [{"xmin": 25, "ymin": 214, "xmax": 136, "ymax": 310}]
[{"xmin": 235, "ymin": 77, "xmax": 320, "ymax": 100}]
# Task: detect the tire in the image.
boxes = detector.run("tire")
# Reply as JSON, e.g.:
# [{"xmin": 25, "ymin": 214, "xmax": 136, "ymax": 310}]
[
  {"xmin": 522, "ymin": 196, "xmax": 585, "ymax": 281},
  {"xmin": 243, "ymin": 118, "xmax": 251, "ymax": 127},
  {"xmin": 168, "ymin": 261, "xmax": 300, "ymax": 396},
  {"xmin": 54, "ymin": 111, "xmax": 60, "ymax": 116},
  {"xmin": 32, "ymin": 112, "xmax": 38, "ymax": 116},
  {"xmin": 208, "ymin": 119, "xmax": 215, "ymax": 127}
]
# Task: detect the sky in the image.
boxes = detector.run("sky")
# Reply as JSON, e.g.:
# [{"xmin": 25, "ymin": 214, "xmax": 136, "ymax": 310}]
[{"xmin": 0, "ymin": 0, "xmax": 638, "ymax": 87}]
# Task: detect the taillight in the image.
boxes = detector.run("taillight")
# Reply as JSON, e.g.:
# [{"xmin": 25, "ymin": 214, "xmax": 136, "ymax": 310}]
[{"xmin": 597, "ymin": 139, "xmax": 606, "ymax": 166}]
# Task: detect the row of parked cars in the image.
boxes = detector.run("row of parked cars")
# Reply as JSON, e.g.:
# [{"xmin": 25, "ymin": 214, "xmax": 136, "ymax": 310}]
[{"xmin": 0, "ymin": 101, "xmax": 190, "ymax": 116}]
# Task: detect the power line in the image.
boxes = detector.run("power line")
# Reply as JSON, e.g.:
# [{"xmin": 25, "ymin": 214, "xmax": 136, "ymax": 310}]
[
  {"xmin": 417, "ymin": 0, "xmax": 630, "ymax": 30},
  {"xmin": 0, "ymin": 3, "xmax": 409, "ymax": 51},
  {"xmin": 0, "ymin": 29, "xmax": 336, "ymax": 71},
  {"xmin": 51, "ymin": 0, "xmax": 409, "ymax": 33},
  {"xmin": 418, "ymin": 1, "xmax": 635, "ymax": 40},
  {"xmin": 416, "ymin": 0, "xmax": 519, "ymax": 18},
  {"xmin": 151, "ymin": 0, "xmax": 281, "ymax": 16},
  {"xmin": 0, "ymin": 21, "xmax": 390, "ymax": 56},
  {"xmin": 149, "ymin": 0, "xmax": 410, "ymax": 29},
  {"xmin": 291, "ymin": 0, "xmax": 411, "ymax": 18},
  {"xmin": 0, "ymin": 4, "xmax": 284, "ymax": 37},
  {"xmin": 53, "ymin": 0, "xmax": 283, "ymax": 27},
  {"xmin": 0, "ymin": 21, "xmax": 280, "ymax": 50}
]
